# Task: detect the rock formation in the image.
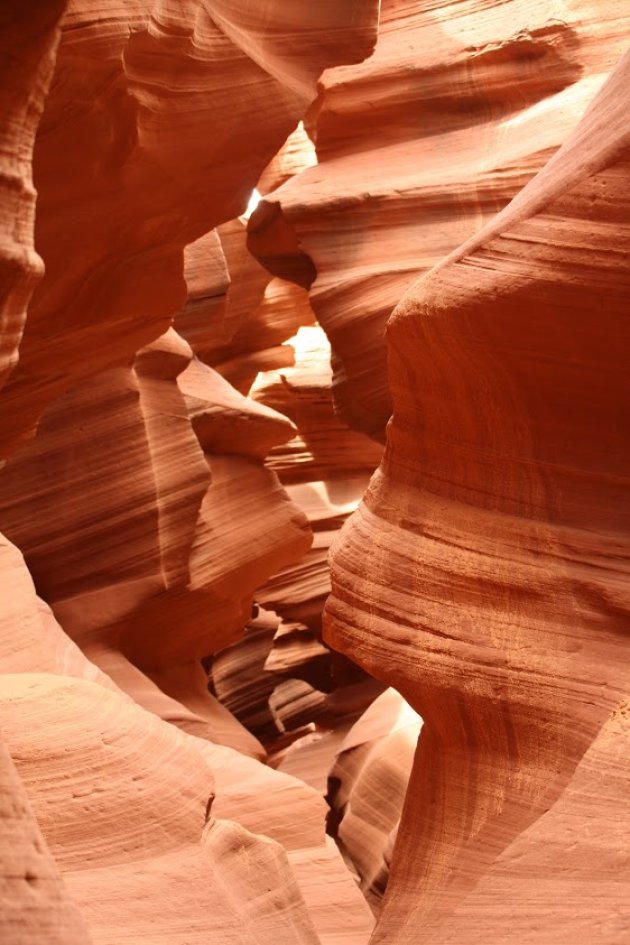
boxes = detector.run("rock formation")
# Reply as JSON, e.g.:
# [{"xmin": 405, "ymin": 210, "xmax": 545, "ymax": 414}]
[
  {"xmin": 0, "ymin": 0, "xmax": 380, "ymax": 457},
  {"xmin": 325, "ymin": 46, "xmax": 630, "ymax": 944},
  {"xmin": 327, "ymin": 690, "xmax": 421, "ymax": 911},
  {"xmin": 1, "ymin": 1, "xmax": 629, "ymax": 943},
  {"xmin": 0, "ymin": 1, "xmax": 65, "ymax": 397},
  {"xmin": 248, "ymin": 0, "xmax": 628, "ymax": 438},
  {"xmin": 0, "ymin": 3, "xmax": 382, "ymax": 942},
  {"xmin": 0, "ymin": 736, "xmax": 92, "ymax": 945}
]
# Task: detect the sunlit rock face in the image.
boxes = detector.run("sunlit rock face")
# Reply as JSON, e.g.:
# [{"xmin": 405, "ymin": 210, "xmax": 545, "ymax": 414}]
[
  {"xmin": 325, "ymin": 51, "xmax": 630, "ymax": 944},
  {"xmin": 0, "ymin": 0, "xmax": 380, "ymax": 458},
  {"xmin": 2, "ymin": 1, "xmax": 629, "ymax": 944},
  {"xmin": 248, "ymin": 0, "xmax": 628, "ymax": 439},
  {"xmin": 0, "ymin": 4, "xmax": 383, "ymax": 943},
  {"xmin": 0, "ymin": 330, "xmax": 311, "ymax": 705},
  {"xmin": 326, "ymin": 690, "xmax": 421, "ymax": 913},
  {"xmin": 0, "ymin": 531, "xmax": 374, "ymax": 945}
]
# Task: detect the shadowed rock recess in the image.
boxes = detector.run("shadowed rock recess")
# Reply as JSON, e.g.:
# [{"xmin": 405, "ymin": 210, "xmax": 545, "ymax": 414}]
[{"xmin": 0, "ymin": 2, "xmax": 627, "ymax": 943}]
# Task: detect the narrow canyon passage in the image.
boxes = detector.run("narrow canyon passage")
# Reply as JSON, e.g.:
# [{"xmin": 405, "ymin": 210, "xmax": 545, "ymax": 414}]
[{"xmin": 0, "ymin": 2, "xmax": 629, "ymax": 944}]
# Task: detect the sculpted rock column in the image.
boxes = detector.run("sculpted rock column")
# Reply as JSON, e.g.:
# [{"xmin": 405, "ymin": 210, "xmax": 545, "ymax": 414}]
[
  {"xmin": 0, "ymin": 1, "xmax": 65, "ymax": 396},
  {"xmin": 325, "ymin": 51, "xmax": 630, "ymax": 943},
  {"xmin": 0, "ymin": 331, "xmax": 309, "ymax": 749}
]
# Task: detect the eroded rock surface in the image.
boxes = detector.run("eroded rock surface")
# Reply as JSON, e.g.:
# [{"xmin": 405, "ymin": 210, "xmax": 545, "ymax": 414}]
[
  {"xmin": 0, "ymin": 0, "xmax": 380, "ymax": 457},
  {"xmin": 2, "ymin": 1, "xmax": 629, "ymax": 943},
  {"xmin": 0, "ymin": 4, "xmax": 382, "ymax": 942},
  {"xmin": 326, "ymin": 49, "xmax": 630, "ymax": 943},
  {"xmin": 249, "ymin": 0, "xmax": 628, "ymax": 438}
]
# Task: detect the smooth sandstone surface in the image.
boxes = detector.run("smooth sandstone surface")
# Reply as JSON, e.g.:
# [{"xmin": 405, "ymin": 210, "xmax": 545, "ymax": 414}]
[
  {"xmin": 249, "ymin": 0, "xmax": 628, "ymax": 438},
  {"xmin": 326, "ymin": 49, "xmax": 630, "ymax": 943},
  {"xmin": 327, "ymin": 690, "xmax": 421, "ymax": 911},
  {"xmin": 2, "ymin": 1, "xmax": 629, "ymax": 943},
  {"xmin": 0, "ymin": 673, "xmax": 321, "ymax": 945},
  {"xmin": 0, "ymin": 737, "xmax": 91, "ymax": 945},
  {"xmin": 0, "ymin": 531, "xmax": 373, "ymax": 943},
  {"xmin": 0, "ymin": 0, "xmax": 380, "ymax": 457},
  {"xmin": 0, "ymin": 5, "xmax": 383, "ymax": 937},
  {"xmin": 0, "ymin": 2, "xmax": 65, "ymax": 396}
]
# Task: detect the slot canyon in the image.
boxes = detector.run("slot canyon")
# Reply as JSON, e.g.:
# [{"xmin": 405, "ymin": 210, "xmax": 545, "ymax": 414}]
[{"xmin": 1, "ymin": 2, "xmax": 629, "ymax": 943}]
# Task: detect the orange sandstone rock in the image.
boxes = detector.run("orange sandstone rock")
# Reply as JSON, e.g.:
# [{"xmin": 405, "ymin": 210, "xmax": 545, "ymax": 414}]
[
  {"xmin": 0, "ymin": 0, "xmax": 380, "ymax": 457},
  {"xmin": 0, "ymin": 332, "xmax": 310, "ymax": 748},
  {"xmin": 0, "ymin": 1, "xmax": 65, "ymax": 398},
  {"xmin": 249, "ymin": 0, "xmax": 627, "ymax": 438},
  {"xmin": 0, "ymin": 737, "xmax": 91, "ymax": 945},
  {"xmin": 326, "ymin": 49, "xmax": 630, "ymax": 943}
]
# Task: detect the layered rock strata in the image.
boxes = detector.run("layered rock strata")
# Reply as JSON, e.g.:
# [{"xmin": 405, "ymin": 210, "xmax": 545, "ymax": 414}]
[
  {"xmin": 0, "ymin": 530, "xmax": 374, "ymax": 945},
  {"xmin": 249, "ymin": 0, "xmax": 628, "ymax": 438},
  {"xmin": 325, "ymin": 49, "xmax": 630, "ymax": 943},
  {"xmin": 0, "ymin": 0, "xmax": 380, "ymax": 456},
  {"xmin": 0, "ymin": 5, "xmax": 384, "ymax": 941},
  {"xmin": 5, "ymin": 1, "xmax": 629, "ymax": 943},
  {"xmin": 0, "ymin": 1, "xmax": 65, "ymax": 396}
]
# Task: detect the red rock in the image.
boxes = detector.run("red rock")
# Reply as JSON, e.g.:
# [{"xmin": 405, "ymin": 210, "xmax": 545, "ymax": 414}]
[
  {"xmin": 258, "ymin": 123, "xmax": 318, "ymax": 196},
  {"xmin": 252, "ymin": 327, "xmax": 383, "ymax": 484},
  {"xmin": 0, "ymin": 673, "xmax": 339, "ymax": 944},
  {"xmin": 214, "ymin": 277, "xmax": 316, "ymax": 393},
  {"xmin": 8, "ymin": 2, "xmax": 630, "ymax": 942},
  {"xmin": 0, "ymin": 2, "xmax": 65, "ymax": 400},
  {"xmin": 174, "ymin": 230, "xmax": 230, "ymax": 356},
  {"xmin": 327, "ymin": 690, "xmax": 421, "ymax": 911},
  {"xmin": 248, "ymin": 0, "xmax": 627, "ymax": 438},
  {"xmin": 0, "ymin": 333, "xmax": 310, "ymax": 741},
  {"xmin": 0, "ymin": 4, "xmax": 386, "ymax": 942},
  {"xmin": 178, "ymin": 356, "xmax": 296, "ymax": 460},
  {"xmin": 0, "ymin": 737, "xmax": 91, "ymax": 945},
  {"xmin": 326, "ymin": 48, "xmax": 630, "ymax": 943},
  {"xmin": 0, "ymin": 0, "xmax": 380, "ymax": 457}
]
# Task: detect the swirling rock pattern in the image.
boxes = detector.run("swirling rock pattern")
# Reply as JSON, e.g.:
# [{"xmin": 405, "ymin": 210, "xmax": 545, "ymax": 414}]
[
  {"xmin": 0, "ymin": 332, "xmax": 311, "ymax": 732},
  {"xmin": 0, "ymin": 2, "xmax": 383, "ymax": 943},
  {"xmin": 0, "ymin": 673, "xmax": 325, "ymax": 945},
  {"xmin": 0, "ymin": 530, "xmax": 373, "ymax": 944},
  {"xmin": 0, "ymin": 737, "xmax": 91, "ymax": 945},
  {"xmin": 327, "ymin": 690, "xmax": 421, "ymax": 912},
  {"xmin": 3, "ymin": 1, "xmax": 629, "ymax": 943},
  {"xmin": 326, "ymin": 49, "xmax": 630, "ymax": 944},
  {"xmin": 0, "ymin": 0, "xmax": 379, "ymax": 456},
  {"xmin": 249, "ymin": 0, "xmax": 628, "ymax": 438}
]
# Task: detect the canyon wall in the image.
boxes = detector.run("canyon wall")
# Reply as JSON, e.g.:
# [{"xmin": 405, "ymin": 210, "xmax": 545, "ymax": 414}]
[
  {"xmin": 1, "ymin": 1, "xmax": 629, "ymax": 943},
  {"xmin": 249, "ymin": 0, "xmax": 627, "ymax": 438},
  {"xmin": 325, "ymin": 40, "xmax": 630, "ymax": 945},
  {"xmin": 0, "ymin": 2, "xmax": 381, "ymax": 942}
]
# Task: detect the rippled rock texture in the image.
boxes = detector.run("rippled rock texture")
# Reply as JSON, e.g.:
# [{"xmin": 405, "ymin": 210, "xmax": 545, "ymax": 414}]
[
  {"xmin": 0, "ymin": 2, "xmax": 380, "ymax": 943},
  {"xmin": 1, "ymin": 1, "xmax": 629, "ymax": 944},
  {"xmin": 249, "ymin": 0, "xmax": 628, "ymax": 438},
  {"xmin": 0, "ymin": 0, "xmax": 379, "ymax": 457},
  {"xmin": 326, "ymin": 47, "xmax": 630, "ymax": 945}
]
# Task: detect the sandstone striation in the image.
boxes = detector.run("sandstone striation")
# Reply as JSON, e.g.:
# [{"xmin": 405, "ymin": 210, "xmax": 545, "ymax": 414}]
[
  {"xmin": 326, "ymin": 48, "xmax": 630, "ymax": 943},
  {"xmin": 327, "ymin": 690, "xmax": 421, "ymax": 912},
  {"xmin": 0, "ymin": 0, "xmax": 380, "ymax": 457},
  {"xmin": 248, "ymin": 0, "xmax": 628, "ymax": 438},
  {"xmin": 0, "ymin": 330, "xmax": 311, "ymax": 749},
  {"xmin": 0, "ymin": 2, "xmax": 65, "ymax": 396},
  {"xmin": 0, "ymin": 737, "xmax": 91, "ymax": 945},
  {"xmin": 0, "ymin": 532, "xmax": 373, "ymax": 945},
  {"xmin": 2, "ymin": 1, "xmax": 629, "ymax": 943},
  {"xmin": 0, "ymin": 2, "xmax": 386, "ymax": 939}
]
